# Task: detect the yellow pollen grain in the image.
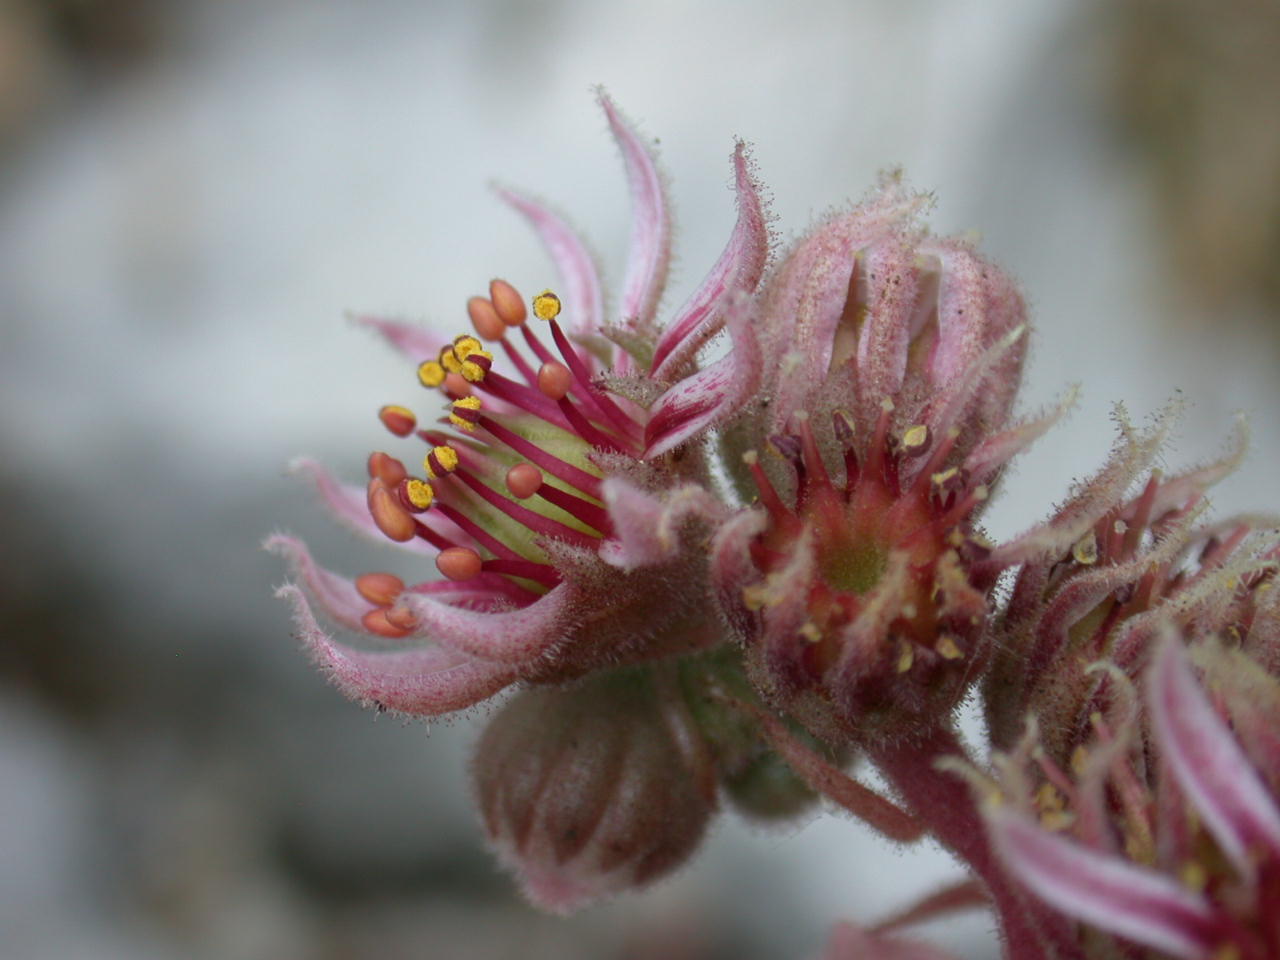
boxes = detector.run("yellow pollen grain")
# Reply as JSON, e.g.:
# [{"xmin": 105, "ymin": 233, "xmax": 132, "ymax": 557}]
[
  {"xmin": 417, "ymin": 360, "xmax": 446, "ymax": 388},
  {"xmin": 1039, "ymin": 810, "xmax": 1075, "ymax": 832},
  {"xmin": 460, "ymin": 349, "xmax": 493, "ymax": 383},
  {"xmin": 896, "ymin": 641, "xmax": 914, "ymax": 673},
  {"xmin": 439, "ymin": 346, "xmax": 463, "ymax": 374},
  {"xmin": 453, "ymin": 395, "xmax": 482, "ymax": 412},
  {"xmin": 799, "ymin": 621, "xmax": 822, "ymax": 643},
  {"xmin": 425, "ymin": 445, "xmax": 459, "ymax": 478},
  {"xmin": 742, "ymin": 584, "xmax": 767, "ymax": 611},
  {"xmin": 1072, "ymin": 531, "xmax": 1098, "ymax": 565},
  {"xmin": 405, "ymin": 478, "xmax": 434, "ymax": 510},
  {"xmin": 452, "ymin": 335, "xmax": 482, "ymax": 360},
  {"xmin": 935, "ymin": 635, "xmax": 963, "ymax": 660},
  {"xmin": 932, "ymin": 466, "xmax": 959, "ymax": 486},
  {"xmin": 1070, "ymin": 745, "xmax": 1090, "ymax": 775},
  {"xmin": 533, "ymin": 290, "xmax": 562, "ymax": 321},
  {"xmin": 902, "ymin": 424, "xmax": 928, "ymax": 449}
]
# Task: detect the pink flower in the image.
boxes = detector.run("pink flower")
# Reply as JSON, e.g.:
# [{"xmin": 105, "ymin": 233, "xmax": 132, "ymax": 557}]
[
  {"xmin": 269, "ymin": 94, "xmax": 770, "ymax": 716},
  {"xmin": 710, "ymin": 179, "xmax": 1050, "ymax": 742},
  {"xmin": 985, "ymin": 634, "xmax": 1280, "ymax": 959}
]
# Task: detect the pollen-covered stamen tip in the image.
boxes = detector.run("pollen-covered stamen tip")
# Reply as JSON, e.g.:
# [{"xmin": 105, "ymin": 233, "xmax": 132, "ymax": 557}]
[
  {"xmin": 449, "ymin": 396, "xmax": 483, "ymax": 431},
  {"xmin": 437, "ymin": 546, "xmax": 483, "ymax": 581},
  {"xmin": 378, "ymin": 404, "xmax": 417, "ymax": 438},
  {"xmin": 490, "ymin": 279, "xmax": 528, "ymax": 327},
  {"xmin": 418, "ymin": 359, "xmax": 447, "ymax": 389},
  {"xmin": 452, "ymin": 335, "xmax": 494, "ymax": 382},
  {"xmin": 424, "ymin": 444, "xmax": 460, "ymax": 479},
  {"xmin": 399, "ymin": 477, "xmax": 435, "ymax": 512},
  {"xmin": 505, "ymin": 462, "xmax": 543, "ymax": 499},
  {"xmin": 532, "ymin": 289, "xmax": 562, "ymax": 322}
]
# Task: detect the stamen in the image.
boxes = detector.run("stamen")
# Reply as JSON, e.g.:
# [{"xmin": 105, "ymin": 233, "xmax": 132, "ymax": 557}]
[
  {"xmin": 744, "ymin": 450, "xmax": 795, "ymax": 527},
  {"xmin": 437, "ymin": 546, "xmax": 483, "ymax": 581},
  {"xmin": 532, "ymin": 290, "xmax": 562, "ymax": 320},
  {"xmin": 448, "ymin": 467, "xmax": 601, "ymax": 549},
  {"xmin": 467, "ymin": 296, "xmax": 506, "ymax": 341},
  {"xmin": 362, "ymin": 608, "xmax": 413, "ymax": 638},
  {"xmin": 832, "ymin": 409, "xmax": 860, "ymax": 490},
  {"xmin": 367, "ymin": 451, "xmax": 408, "ymax": 487},
  {"xmin": 438, "ymin": 344, "xmax": 464, "ymax": 375},
  {"xmin": 475, "ymin": 415, "xmax": 603, "ymax": 499},
  {"xmin": 449, "ymin": 396, "xmax": 483, "ymax": 431},
  {"xmin": 900, "ymin": 424, "xmax": 931, "ymax": 457},
  {"xmin": 368, "ymin": 481, "xmax": 417, "ymax": 542},
  {"xmin": 865, "ymin": 399, "xmax": 894, "ymax": 483},
  {"xmin": 378, "ymin": 405, "xmax": 417, "ymax": 437},
  {"xmin": 400, "ymin": 477, "xmax": 435, "ymax": 512},
  {"xmin": 452, "ymin": 335, "xmax": 494, "ymax": 382},
  {"xmin": 794, "ymin": 413, "xmax": 832, "ymax": 491},
  {"xmin": 490, "ymin": 279, "xmax": 528, "ymax": 326},
  {"xmin": 424, "ymin": 445, "xmax": 460, "ymax": 478},
  {"xmin": 505, "ymin": 463, "xmax": 543, "ymax": 499},
  {"xmin": 532, "ymin": 482, "xmax": 612, "ymax": 534},
  {"xmin": 417, "ymin": 360, "xmax": 446, "ymax": 388},
  {"xmin": 355, "ymin": 572, "xmax": 405, "ymax": 606},
  {"xmin": 537, "ymin": 361, "xmax": 573, "ymax": 400}
]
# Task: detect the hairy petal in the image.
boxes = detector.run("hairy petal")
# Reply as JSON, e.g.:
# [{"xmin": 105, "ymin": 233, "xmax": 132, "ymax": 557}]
[
  {"xmin": 644, "ymin": 293, "xmax": 761, "ymax": 458},
  {"xmin": 275, "ymin": 584, "xmax": 516, "ymax": 715},
  {"xmin": 598, "ymin": 477, "xmax": 726, "ymax": 571},
  {"xmin": 496, "ymin": 187, "xmax": 604, "ymax": 340},
  {"xmin": 1148, "ymin": 634, "xmax": 1280, "ymax": 876},
  {"xmin": 987, "ymin": 806, "xmax": 1217, "ymax": 959},
  {"xmin": 601, "ymin": 93, "xmax": 669, "ymax": 336},
  {"xmin": 401, "ymin": 582, "xmax": 578, "ymax": 665},
  {"xmin": 650, "ymin": 141, "xmax": 770, "ymax": 378},
  {"xmin": 265, "ymin": 534, "xmax": 371, "ymax": 632}
]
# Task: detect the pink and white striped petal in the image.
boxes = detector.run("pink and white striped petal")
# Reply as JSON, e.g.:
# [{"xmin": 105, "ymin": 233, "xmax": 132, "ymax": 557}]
[
  {"xmin": 495, "ymin": 187, "xmax": 604, "ymax": 341},
  {"xmin": 1148, "ymin": 634, "xmax": 1280, "ymax": 877},
  {"xmin": 643, "ymin": 293, "xmax": 761, "ymax": 458},
  {"xmin": 276, "ymin": 584, "xmax": 516, "ymax": 716},
  {"xmin": 348, "ymin": 312, "xmax": 444, "ymax": 360},
  {"xmin": 986, "ymin": 805, "xmax": 1217, "ymax": 959},
  {"xmin": 601, "ymin": 93, "xmax": 669, "ymax": 336},
  {"xmin": 649, "ymin": 141, "xmax": 769, "ymax": 379}
]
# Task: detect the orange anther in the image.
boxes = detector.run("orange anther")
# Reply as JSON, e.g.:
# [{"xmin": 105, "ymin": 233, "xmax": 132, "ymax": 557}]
[
  {"xmin": 505, "ymin": 462, "xmax": 543, "ymax": 499},
  {"xmin": 378, "ymin": 405, "xmax": 417, "ymax": 438},
  {"xmin": 436, "ymin": 546, "xmax": 483, "ymax": 581},
  {"xmin": 355, "ymin": 572, "xmax": 405, "ymax": 606},
  {"xmin": 383, "ymin": 604, "xmax": 418, "ymax": 630},
  {"xmin": 490, "ymin": 279, "xmax": 527, "ymax": 326},
  {"xmin": 369, "ymin": 484, "xmax": 417, "ymax": 542},
  {"xmin": 361, "ymin": 608, "xmax": 413, "ymax": 638},
  {"xmin": 467, "ymin": 296, "xmax": 506, "ymax": 341},
  {"xmin": 367, "ymin": 451, "xmax": 408, "ymax": 487},
  {"xmin": 537, "ymin": 360, "xmax": 573, "ymax": 400}
]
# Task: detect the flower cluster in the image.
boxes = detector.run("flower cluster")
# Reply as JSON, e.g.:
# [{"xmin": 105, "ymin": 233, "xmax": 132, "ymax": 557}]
[{"xmin": 270, "ymin": 93, "xmax": 1280, "ymax": 954}]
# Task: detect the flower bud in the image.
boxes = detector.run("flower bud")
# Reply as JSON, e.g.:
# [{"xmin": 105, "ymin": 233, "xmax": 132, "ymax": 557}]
[{"xmin": 472, "ymin": 665, "xmax": 717, "ymax": 914}]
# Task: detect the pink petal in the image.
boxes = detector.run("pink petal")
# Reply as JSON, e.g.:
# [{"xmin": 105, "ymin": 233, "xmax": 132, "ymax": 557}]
[
  {"xmin": 600, "ymin": 93, "xmax": 669, "ymax": 335},
  {"xmin": 649, "ymin": 141, "xmax": 769, "ymax": 379},
  {"xmin": 643, "ymin": 292, "xmax": 760, "ymax": 458},
  {"xmin": 708, "ymin": 508, "xmax": 768, "ymax": 640},
  {"xmin": 987, "ymin": 806, "xmax": 1216, "ymax": 959},
  {"xmin": 401, "ymin": 582, "xmax": 577, "ymax": 665},
  {"xmin": 962, "ymin": 386, "xmax": 1078, "ymax": 486},
  {"xmin": 1148, "ymin": 634, "xmax": 1280, "ymax": 876},
  {"xmin": 348, "ymin": 312, "xmax": 443, "ymax": 360},
  {"xmin": 597, "ymin": 478, "xmax": 727, "ymax": 571},
  {"xmin": 265, "ymin": 533, "xmax": 370, "ymax": 632},
  {"xmin": 275, "ymin": 584, "xmax": 516, "ymax": 715},
  {"xmin": 495, "ymin": 187, "xmax": 604, "ymax": 341},
  {"xmin": 821, "ymin": 923, "xmax": 963, "ymax": 960}
]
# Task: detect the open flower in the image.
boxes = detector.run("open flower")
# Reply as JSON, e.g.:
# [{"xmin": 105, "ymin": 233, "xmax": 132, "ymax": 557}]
[
  {"xmin": 269, "ymin": 94, "xmax": 769, "ymax": 715},
  {"xmin": 710, "ymin": 179, "xmax": 1052, "ymax": 742},
  {"xmin": 984, "ymin": 634, "xmax": 1280, "ymax": 959}
]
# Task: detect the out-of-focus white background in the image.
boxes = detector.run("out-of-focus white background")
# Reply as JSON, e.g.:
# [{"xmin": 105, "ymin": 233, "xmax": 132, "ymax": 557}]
[{"xmin": 2, "ymin": 1, "xmax": 1277, "ymax": 958}]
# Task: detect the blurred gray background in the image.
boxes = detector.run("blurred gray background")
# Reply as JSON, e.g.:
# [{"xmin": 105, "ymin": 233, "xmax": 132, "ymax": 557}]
[{"xmin": 2, "ymin": 1, "xmax": 1278, "ymax": 958}]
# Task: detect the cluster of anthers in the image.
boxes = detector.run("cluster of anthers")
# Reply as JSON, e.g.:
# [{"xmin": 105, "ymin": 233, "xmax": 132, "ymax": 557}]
[{"xmin": 355, "ymin": 280, "xmax": 640, "ymax": 637}]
